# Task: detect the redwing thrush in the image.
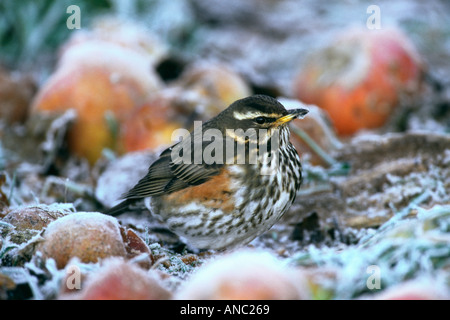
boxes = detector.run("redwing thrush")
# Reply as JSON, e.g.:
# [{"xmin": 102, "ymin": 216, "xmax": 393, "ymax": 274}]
[{"xmin": 105, "ymin": 95, "xmax": 308, "ymax": 250}]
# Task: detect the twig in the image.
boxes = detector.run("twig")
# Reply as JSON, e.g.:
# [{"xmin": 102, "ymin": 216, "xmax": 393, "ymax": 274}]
[{"xmin": 290, "ymin": 125, "xmax": 338, "ymax": 167}]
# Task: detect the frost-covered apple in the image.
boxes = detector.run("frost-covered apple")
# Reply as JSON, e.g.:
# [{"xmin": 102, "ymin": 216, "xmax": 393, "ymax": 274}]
[{"xmin": 294, "ymin": 28, "xmax": 423, "ymax": 136}]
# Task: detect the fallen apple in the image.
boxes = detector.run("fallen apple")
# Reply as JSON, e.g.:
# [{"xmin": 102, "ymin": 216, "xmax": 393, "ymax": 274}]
[{"xmin": 294, "ymin": 28, "xmax": 423, "ymax": 136}]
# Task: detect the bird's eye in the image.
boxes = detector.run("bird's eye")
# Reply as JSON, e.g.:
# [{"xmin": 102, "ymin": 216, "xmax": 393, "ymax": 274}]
[{"xmin": 254, "ymin": 116, "xmax": 266, "ymax": 124}]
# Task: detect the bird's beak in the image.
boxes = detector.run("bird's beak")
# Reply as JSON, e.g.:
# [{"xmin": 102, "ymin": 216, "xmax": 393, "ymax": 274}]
[{"xmin": 274, "ymin": 108, "xmax": 309, "ymax": 126}]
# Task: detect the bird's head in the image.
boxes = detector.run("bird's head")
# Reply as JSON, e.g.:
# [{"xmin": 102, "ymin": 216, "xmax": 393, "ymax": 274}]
[{"xmin": 210, "ymin": 95, "xmax": 309, "ymax": 143}]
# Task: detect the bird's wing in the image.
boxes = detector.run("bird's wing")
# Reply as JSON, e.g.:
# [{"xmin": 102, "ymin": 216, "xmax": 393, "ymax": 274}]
[{"xmin": 123, "ymin": 135, "xmax": 225, "ymax": 199}]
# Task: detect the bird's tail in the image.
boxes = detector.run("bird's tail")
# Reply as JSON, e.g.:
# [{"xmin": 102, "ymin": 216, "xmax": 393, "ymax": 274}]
[{"xmin": 103, "ymin": 199, "xmax": 134, "ymax": 217}]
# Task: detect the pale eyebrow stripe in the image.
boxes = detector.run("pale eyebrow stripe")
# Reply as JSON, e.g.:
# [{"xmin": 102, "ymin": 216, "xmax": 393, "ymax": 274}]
[{"xmin": 233, "ymin": 111, "xmax": 281, "ymax": 120}]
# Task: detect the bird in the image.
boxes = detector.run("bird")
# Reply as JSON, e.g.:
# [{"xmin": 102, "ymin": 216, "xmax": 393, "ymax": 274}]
[{"xmin": 104, "ymin": 95, "xmax": 309, "ymax": 250}]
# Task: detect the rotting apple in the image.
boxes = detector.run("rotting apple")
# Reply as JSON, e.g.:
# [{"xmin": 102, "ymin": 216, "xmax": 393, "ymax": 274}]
[{"xmin": 294, "ymin": 28, "xmax": 423, "ymax": 136}]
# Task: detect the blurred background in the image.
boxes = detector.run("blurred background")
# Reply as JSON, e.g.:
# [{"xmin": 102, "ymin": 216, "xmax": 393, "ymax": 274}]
[
  {"xmin": 1, "ymin": 0, "xmax": 449, "ymax": 300},
  {"xmin": 1, "ymin": 0, "xmax": 449, "ymax": 86},
  {"xmin": 1, "ymin": 0, "xmax": 449, "ymax": 151},
  {"xmin": 1, "ymin": 0, "xmax": 449, "ymax": 165}
]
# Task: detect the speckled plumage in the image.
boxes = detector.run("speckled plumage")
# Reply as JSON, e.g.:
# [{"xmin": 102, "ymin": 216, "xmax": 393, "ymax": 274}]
[{"xmin": 105, "ymin": 95, "xmax": 308, "ymax": 250}]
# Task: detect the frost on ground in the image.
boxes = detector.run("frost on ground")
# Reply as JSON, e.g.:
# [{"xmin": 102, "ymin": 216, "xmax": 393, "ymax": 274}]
[
  {"xmin": 286, "ymin": 132, "xmax": 450, "ymax": 230},
  {"xmin": 1, "ymin": 92, "xmax": 449, "ymax": 299},
  {"xmin": 1, "ymin": 130, "xmax": 449, "ymax": 299}
]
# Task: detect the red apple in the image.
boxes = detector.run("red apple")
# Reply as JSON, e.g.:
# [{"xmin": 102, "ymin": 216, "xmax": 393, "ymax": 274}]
[
  {"xmin": 62, "ymin": 258, "xmax": 172, "ymax": 300},
  {"xmin": 120, "ymin": 93, "xmax": 183, "ymax": 153},
  {"xmin": 294, "ymin": 28, "xmax": 423, "ymax": 136},
  {"xmin": 31, "ymin": 27, "xmax": 162, "ymax": 164},
  {"xmin": 176, "ymin": 250, "xmax": 309, "ymax": 300}
]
